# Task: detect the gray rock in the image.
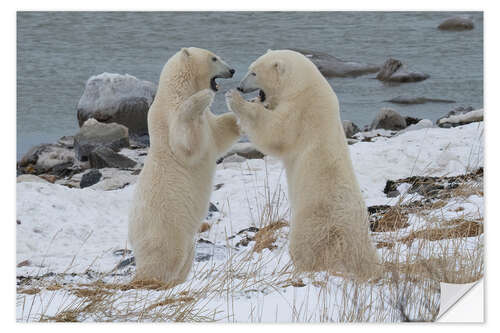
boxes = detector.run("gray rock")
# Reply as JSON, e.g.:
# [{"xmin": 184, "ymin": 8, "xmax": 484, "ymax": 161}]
[
  {"xmin": 387, "ymin": 190, "xmax": 400, "ymax": 198},
  {"xmin": 291, "ymin": 49, "xmax": 380, "ymax": 78},
  {"xmin": 347, "ymin": 138, "xmax": 360, "ymax": 145},
  {"xmin": 83, "ymin": 168, "xmax": 138, "ymax": 191},
  {"xmin": 19, "ymin": 145, "xmax": 44, "ymax": 167},
  {"xmin": 129, "ymin": 134, "xmax": 150, "ymax": 148},
  {"xmin": 362, "ymin": 124, "xmax": 371, "ymax": 132},
  {"xmin": 436, "ymin": 106, "xmax": 474, "ymax": 123},
  {"xmin": 195, "ymin": 253, "xmax": 212, "ymax": 262},
  {"xmin": 113, "ymin": 249, "xmax": 132, "ymax": 256},
  {"xmin": 74, "ymin": 118, "xmax": 130, "ymax": 161},
  {"xmin": 57, "ymin": 135, "xmax": 75, "ymax": 148},
  {"xmin": 376, "ymin": 58, "xmax": 429, "ymax": 83},
  {"xmin": 438, "ymin": 17, "xmax": 474, "ymax": 31},
  {"xmin": 437, "ymin": 108, "xmax": 483, "ymax": 128},
  {"xmin": 89, "ymin": 146, "xmax": 137, "ymax": 169},
  {"xmin": 195, "ymin": 239, "xmax": 227, "ymax": 262},
  {"xmin": 224, "ymin": 142, "xmax": 264, "ymax": 160},
  {"xmin": 50, "ymin": 162, "xmax": 81, "ymax": 178},
  {"xmin": 223, "ymin": 153, "xmax": 247, "ymax": 163},
  {"xmin": 436, "ymin": 107, "xmax": 469, "ymax": 127},
  {"xmin": 371, "ymin": 108, "xmax": 407, "ymax": 130},
  {"xmin": 18, "ymin": 144, "xmax": 75, "ymax": 172},
  {"xmin": 400, "ymin": 119, "xmax": 434, "ymax": 134},
  {"xmin": 342, "ymin": 120, "xmax": 360, "ymax": 138},
  {"xmin": 77, "ymin": 73, "xmax": 156, "ymax": 135},
  {"xmin": 405, "ymin": 116, "xmax": 422, "ymax": 126},
  {"xmin": 116, "ymin": 257, "xmax": 135, "ymax": 269},
  {"xmin": 386, "ymin": 96, "xmax": 455, "ymax": 105},
  {"xmin": 80, "ymin": 169, "xmax": 102, "ymax": 188},
  {"xmin": 409, "ymin": 183, "xmax": 444, "ymax": 197},
  {"xmin": 209, "ymin": 202, "xmax": 219, "ymax": 212}
]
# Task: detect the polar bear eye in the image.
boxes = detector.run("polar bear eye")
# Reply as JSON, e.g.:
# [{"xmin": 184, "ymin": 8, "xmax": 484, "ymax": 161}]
[
  {"xmin": 251, "ymin": 72, "xmax": 256, "ymax": 76},
  {"xmin": 212, "ymin": 57, "xmax": 217, "ymax": 62}
]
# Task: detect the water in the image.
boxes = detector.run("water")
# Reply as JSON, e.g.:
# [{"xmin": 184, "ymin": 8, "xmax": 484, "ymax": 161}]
[{"xmin": 17, "ymin": 11, "xmax": 483, "ymax": 159}]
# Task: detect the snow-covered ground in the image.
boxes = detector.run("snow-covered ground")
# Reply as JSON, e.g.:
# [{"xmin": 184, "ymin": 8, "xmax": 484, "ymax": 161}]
[{"xmin": 16, "ymin": 122, "xmax": 484, "ymax": 322}]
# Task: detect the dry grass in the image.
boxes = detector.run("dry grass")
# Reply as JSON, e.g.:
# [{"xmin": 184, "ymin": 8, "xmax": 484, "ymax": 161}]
[
  {"xmin": 253, "ymin": 220, "xmax": 288, "ymax": 253},
  {"xmin": 378, "ymin": 171, "xmax": 484, "ymax": 287},
  {"xmin": 371, "ymin": 207, "xmax": 409, "ymax": 232},
  {"xmin": 199, "ymin": 222, "xmax": 211, "ymax": 233},
  {"xmin": 72, "ymin": 288, "xmax": 113, "ymax": 298},
  {"xmin": 144, "ymin": 296, "xmax": 196, "ymax": 312},
  {"xmin": 16, "ymin": 159, "xmax": 484, "ymax": 323},
  {"xmin": 401, "ymin": 220, "xmax": 483, "ymax": 244},
  {"xmin": 18, "ymin": 288, "xmax": 40, "ymax": 295}
]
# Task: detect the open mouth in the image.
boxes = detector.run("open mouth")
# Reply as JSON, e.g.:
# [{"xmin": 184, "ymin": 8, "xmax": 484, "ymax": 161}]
[
  {"xmin": 259, "ymin": 90, "xmax": 266, "ymax": 102},
  {"xmin": 210, "ymin": 76, "xmax": 220, "ymax": 92}
]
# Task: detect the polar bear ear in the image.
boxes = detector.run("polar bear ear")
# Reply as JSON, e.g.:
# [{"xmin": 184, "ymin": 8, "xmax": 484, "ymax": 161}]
[
  {"xmin": 266, "ymin": 49, "xmax": 272, "ymax": 53},
  {"xmin": 181, "ymin": 48, "xmax": 190, "ymax": 57},
  {"xmin": 273, "ymin": 60, "xmax": 285, "ymax": 75}
]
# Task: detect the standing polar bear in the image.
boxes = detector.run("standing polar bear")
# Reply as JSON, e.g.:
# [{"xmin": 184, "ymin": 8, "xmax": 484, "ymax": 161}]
[
  {"xmin": 226, "ymin": 50, "xmax": 380, "ymax": 280},
  {"xmin": 129, "ymin": 47, "xmax": 240, "ymax": 286}
]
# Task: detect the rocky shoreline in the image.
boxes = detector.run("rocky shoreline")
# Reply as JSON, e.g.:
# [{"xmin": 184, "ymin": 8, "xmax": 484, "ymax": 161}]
[
  {"xmin": 17, "ymin": 16, "xmax": 483, "ymax": 190},
  {"xmin": 16, "ymin": 101, "xmax": 483, "ymax": 192}
]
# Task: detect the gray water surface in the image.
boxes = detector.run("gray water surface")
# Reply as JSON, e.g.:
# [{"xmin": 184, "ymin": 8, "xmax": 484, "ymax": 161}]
[{"xmin": 17, "ymin": 11, "xmax": 483, "ymax": 159}]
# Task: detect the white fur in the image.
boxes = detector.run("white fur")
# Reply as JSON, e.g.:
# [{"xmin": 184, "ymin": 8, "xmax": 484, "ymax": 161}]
[
  {"xmin": 226, "ymin": 50, "xmax": 380, "ymax": 280},
  {"xmin": 128, "ymin": 47, "xmax": 240, "ymax": 286}
]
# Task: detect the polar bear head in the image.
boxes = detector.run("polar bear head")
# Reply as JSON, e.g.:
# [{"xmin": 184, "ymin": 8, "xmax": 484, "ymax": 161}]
[
  {"xmin": 233, "ymin": 49, "xmax": 343, "ymax": 151},
  {"xmin": 162, "ymin": 47, "xmax": 235, "ymax": 94},
  {"xmin": 237, "ymin": 49, "xmax": 322, "ymax": 105}
]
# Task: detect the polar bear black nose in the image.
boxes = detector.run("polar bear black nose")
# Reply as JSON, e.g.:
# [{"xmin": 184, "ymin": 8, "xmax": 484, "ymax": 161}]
[{"xmin": 229, "ymin": 69, "xmax": 235, "ymax": 76}]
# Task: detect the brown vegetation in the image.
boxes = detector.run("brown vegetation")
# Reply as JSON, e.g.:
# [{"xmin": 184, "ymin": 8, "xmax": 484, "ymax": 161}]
[
  {"xmin": 401, "ymin": 221, "xmax": 483, "ymax": 244},
  {"xmin": 253, "ymin": 220, "xmax": 288, "ymax": 253}
]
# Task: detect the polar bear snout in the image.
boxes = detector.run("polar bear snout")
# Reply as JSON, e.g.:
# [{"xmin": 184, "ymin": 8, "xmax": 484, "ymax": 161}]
[
  {"xmin": 237, "ymin": 71, "xmax": 260, "ymax": 94},
  {"xmin": 214, "ymin": 57, "xmax": 235, "ymax": 78},
  {"xmin": 210, "ymin": 60, "xmax": 235, "ymax": 91},
  {"xmin": 215, "ymin": 68, "xmax": 235, "ymax": 79}
]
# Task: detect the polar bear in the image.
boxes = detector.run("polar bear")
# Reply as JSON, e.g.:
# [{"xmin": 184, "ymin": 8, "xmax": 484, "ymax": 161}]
[
  {"xmin": 225, "ymin": 50, "xmax": 380, "ymax": 280},
  {"xmin": 128, "ymin": 47, "xmax": 240, "ymax": 286}
]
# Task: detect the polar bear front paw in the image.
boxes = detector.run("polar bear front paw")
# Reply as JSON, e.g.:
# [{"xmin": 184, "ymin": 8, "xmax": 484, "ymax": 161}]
[
  {"xmin": 180, "ymin": 89, "xmax": 215, "ymax": 120},
  {"xmin": 225, "ymin": 89, "xmax": 245, "ymax": 114},
  {"xmin": 191, "ymin": 89, "xmax": 215, "ymax": 110}
]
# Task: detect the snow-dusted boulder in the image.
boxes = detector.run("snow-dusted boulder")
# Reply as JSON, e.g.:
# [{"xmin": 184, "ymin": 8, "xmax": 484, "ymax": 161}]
[
  {"xmin": 74, "ymin": 118, "xmax": 130, "ymax": 161},
  {"xmin": 370, "ymin": 108, "xmax": 407, "ymax": 130},
  {"xmin": 87, "ymin": 168, "xmax": 137, "ymax": 191},
  {"xmin": 405, "ymin": 116, "xmax": 422, "ymax": 126},
  {"xmin": 77, "ymin": 73, "xmax": 156, "ymax": 135},
  {"xmin": 223, "ymin": 142, "xmax": 264, "ymax": 160},
  {"xmin": 399, "ymin": 119, "xmax": 434, "ymax": 134},
  {"xmin": 57, "ymin": 135, "xmax": 74, "ymax": 148},
  {"xmin": 291, "ymin": 49, "xmax": 380, "ymax": 78},
  {"xmin": 438, "ymin": 16, "xmax": 474, "ymax": 31},
  {"xmin": 18, "ymin": 144, "xmax": 74, "ymax": 172},
  {"xmin": 347, "ymin": 138, "xmax": 360, "ymax": 145},
  {"xmin": 353, "ymin": 128, "xmax": 395, "ymax": 142},
  {"xmin": 342, "ymin": 120, "xmax": 360, "ymax": 138},
  {"xmin": 437, "ymin": 108, "xmax": 483, "ymax": 128},
  {"xmin": 222, "ymin": 154, "xmax": 247, "ymax": 164},
  {"xmin": 376, "ymin": 58, "xmax": 429, "ymax": 83}
]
